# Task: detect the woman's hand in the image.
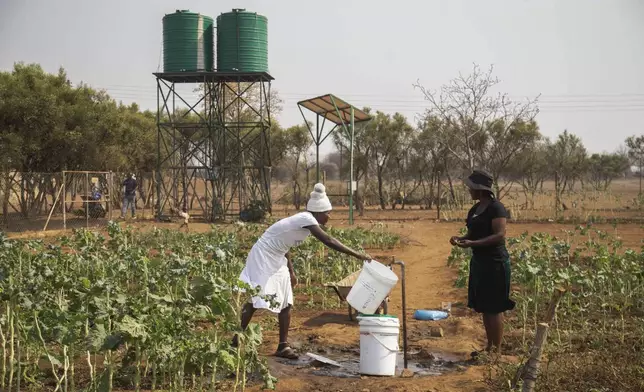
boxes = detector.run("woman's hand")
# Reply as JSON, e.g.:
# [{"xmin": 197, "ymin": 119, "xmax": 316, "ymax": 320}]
[
  {"xmin": 456, "ymin": 239, "xmax": 474, "ymax": 248},
  {"xmin": 449, "ymin": 236, "xmax": 461, "ymax": 246},
  {"xmin": 359, "ymin": 253, "xmax": 372, "ymax": 262}
]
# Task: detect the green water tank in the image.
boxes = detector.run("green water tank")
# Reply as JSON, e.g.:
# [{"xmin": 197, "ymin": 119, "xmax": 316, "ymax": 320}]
[
  {"xmin": 216, "ymin": 9, "xmax": 268, "ymax": 73},
  {"xmin": 163, "ymin": 10, "xmax": 214, "ymax": 72}
]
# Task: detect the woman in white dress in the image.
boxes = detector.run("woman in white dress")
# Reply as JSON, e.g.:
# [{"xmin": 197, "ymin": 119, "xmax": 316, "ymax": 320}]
[{"xmin": 235, "ymin": 183, "xmax": 371, "ymax": 359}]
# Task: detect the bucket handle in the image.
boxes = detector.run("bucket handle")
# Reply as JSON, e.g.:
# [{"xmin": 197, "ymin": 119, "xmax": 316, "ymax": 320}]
[{"xmin": 367, "ymin": 333, "xmax": 399, "ymax": 353}]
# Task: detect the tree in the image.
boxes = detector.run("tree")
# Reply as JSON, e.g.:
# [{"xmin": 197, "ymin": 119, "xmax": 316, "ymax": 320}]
[
  {"xmin": 268, "ymin": 121, "xmax": 287, "ymax": 169},
  {"xmin": 414, "ymin": 64, "xmax": 540, "ymax": 174},
  {"xmin": 364, "ymin": 112, "xmax": 414, "ymax": 209},
  {"xmin": 0, "ymin": 63, "xmax": 159, "ymax": 218},
  {"xmin": 407, "ymin": 116, "xmax": 450, "ymax": 209},
  {"xmin": 547, "ymin": 131, "xmax": 588, "ymax": 213},
  {"xmin": 280, "ymin": 124, "xmax": 312, "ymax": 210},
  {"xmin": 332, "ymin": 107, "xmax": 374, "ymax": 214},
  {"xmin": 507, "ymin": 141, "xmax": 549, "ymax": 209},
  {"xmin": 625, "ymin": 135, "xmax": 644, "ymax": 197},
  {"xmin": 586, "ymin": 153, "xmax": 631, "ymax": 191},
  {"xmin": 483, "ymin": 119, "xmax": 542, "ymax": 199}
]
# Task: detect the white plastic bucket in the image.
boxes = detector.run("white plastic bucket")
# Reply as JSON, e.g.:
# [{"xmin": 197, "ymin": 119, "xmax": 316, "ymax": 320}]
[
  {"xmin": 346, "ymin": 260, "xmax": 399, "ymax": 314},
  {"xmin": 357, "ymin": 315, "xmax": 400, "ymax": 376}
]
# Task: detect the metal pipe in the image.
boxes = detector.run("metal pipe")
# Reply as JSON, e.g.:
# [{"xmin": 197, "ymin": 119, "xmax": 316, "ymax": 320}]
[
  {"xmin": 155, "ymin": 79, "xmax": 161, "ymax": 220},
  {"xmin": 391, "ymin": 260, "xmax": 408, "ymax": 369},
  {"xmin": 349, "ymin": 106, "xmax": 355, "ymax": 225},
  {"xmin": 316, "ymin": 114, "xmax": 320, "ymax": 183}
]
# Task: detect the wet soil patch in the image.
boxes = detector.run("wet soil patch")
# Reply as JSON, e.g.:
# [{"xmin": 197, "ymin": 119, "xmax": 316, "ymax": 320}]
[{"xmin": 270, "ymin": 343, "xmax": 470, "ymax": 379}]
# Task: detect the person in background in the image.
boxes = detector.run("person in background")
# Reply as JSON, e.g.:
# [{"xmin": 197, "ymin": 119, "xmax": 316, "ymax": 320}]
[
  {"xmin": 450, "ymin": 170, "xmax": 515, "ymax": 356},
  {"xmin": 121, "ymin": 174, "xmax": 137, "ymax": 219},
  {"xmin": 234, "ymin": 183, "xmax": 371, "ymax": 359}
]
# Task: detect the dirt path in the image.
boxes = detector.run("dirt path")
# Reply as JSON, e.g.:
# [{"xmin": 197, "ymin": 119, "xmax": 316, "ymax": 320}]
[
  {"xmin": 251, "ymin": 221, "xmax": 489, "ymax": 392},
  {"xmin": 250, "ymin": 221, "xmax": 642, "ymax": 392}
]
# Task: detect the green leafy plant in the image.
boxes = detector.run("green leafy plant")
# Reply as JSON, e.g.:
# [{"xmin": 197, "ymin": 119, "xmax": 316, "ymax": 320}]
[
  {"xmin": 0, "ymin": 221, "xmax": 400, "ymax": 391},
  {"xmin": 446, "ymin": 226, "xmax": 644, "ymax": 391}
]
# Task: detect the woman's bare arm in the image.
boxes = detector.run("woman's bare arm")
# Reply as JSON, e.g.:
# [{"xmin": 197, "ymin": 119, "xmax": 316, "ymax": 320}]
[
  {"xmin": 467, "ymin": 217, "xmax": 506, "ymax": 247},
  {"xmin": 306, "ymin": 225, "xmax": 370, "ymax": 260}
]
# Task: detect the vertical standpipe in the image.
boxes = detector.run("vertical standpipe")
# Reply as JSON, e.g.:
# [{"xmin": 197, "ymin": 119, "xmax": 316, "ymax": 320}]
[{"xmin": 349, "ymin": 106, "xmax": 355, "ymax": 225}]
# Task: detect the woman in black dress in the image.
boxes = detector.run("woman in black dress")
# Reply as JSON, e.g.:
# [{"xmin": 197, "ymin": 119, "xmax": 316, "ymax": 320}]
[{"xmin": 450, "ymin": 170, "xmax": 515, "ymax": 355}]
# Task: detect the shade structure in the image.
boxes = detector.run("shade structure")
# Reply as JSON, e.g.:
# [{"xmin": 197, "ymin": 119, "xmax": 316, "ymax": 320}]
[{"xmin": 297, "ymin": 94, "xmax": 371, "ymax": 126}]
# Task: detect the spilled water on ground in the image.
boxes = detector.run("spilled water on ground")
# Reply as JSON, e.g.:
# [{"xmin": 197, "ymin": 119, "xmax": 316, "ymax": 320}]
[{"xmin": 272, "ymin": 346, "xmax": 469, "ymax": 379}]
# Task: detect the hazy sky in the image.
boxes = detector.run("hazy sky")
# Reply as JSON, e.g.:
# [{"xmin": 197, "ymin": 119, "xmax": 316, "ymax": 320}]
[{"xmin": 1, "ymin": 0, "xmax": 643, "ymax": 156}]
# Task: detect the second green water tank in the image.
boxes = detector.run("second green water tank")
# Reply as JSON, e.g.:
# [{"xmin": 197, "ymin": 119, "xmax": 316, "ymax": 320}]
[
  {"xmin": 216, "ymin": 9, "xmax": 268, "ymax": 73},
  {"xmin": 163, "ymin": 10, "xmax": 214, "ymax": 72}
]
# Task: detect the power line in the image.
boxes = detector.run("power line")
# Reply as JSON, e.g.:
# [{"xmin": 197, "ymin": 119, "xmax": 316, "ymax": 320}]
[
  {"xmin": 84, "ymin": 83, "xmax": 644, "ymax": 113},
  {"xmin": 104, "ymin": 90, "xmax": 644, "ymax": 106},
  {"xmin": 107, "ymin": 96, "xmax": 644, "ymax": 113},
  {"xmin": 89, "ymin": 83, "xmax": 644, "ymax": 100},
  {"xmin": 89, "ymin": 83, "xmax": 644, "ymax": 99}
]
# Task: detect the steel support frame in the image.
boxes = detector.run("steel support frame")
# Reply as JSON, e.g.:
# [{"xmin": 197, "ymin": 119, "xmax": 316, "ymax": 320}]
[{"xmin": 155, "ymin": 74, "xmax": 272, "ymax": 221}]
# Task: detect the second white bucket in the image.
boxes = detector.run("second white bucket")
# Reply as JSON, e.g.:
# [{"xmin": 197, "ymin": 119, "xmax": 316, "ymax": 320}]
[
  {"xmin": 346, "ymin": 260, "xmax": 399, "ymax": 314},
  {"xmin": 357, "ymin": 315, "xmax": 400, "ymax": 376}
]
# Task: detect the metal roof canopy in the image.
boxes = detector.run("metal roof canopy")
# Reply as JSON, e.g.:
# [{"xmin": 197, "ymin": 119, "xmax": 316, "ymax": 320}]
[
  {"xmin": 297, "ymin": 94, "xmax": 371, "ymax": 225},
  {"xmin": 298, "ymin": 94, "xmax": 370, "ymax": 126},
  {"xmin": 297, "ymin": 94, "xmax": 371, "ymax": 150}
]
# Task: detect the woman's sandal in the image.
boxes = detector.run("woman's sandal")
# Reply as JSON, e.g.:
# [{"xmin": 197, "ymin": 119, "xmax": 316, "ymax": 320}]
[{"xmin": 275, "ymin": 346, "xmax": 299, "ymax": 360}]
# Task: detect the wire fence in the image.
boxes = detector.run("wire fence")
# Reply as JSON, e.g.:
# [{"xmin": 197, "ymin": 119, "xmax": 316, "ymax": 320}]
[
  {"xmin": 1, "ymin": 170, "xmax": 277, "ymax": 233},
  {"xmin": 1, "ymin": 171, "xmax": 641, "ymax": 233},
  {"xmin": 0, "ymin": 171, "xmax": 157, "ymax": 233}
]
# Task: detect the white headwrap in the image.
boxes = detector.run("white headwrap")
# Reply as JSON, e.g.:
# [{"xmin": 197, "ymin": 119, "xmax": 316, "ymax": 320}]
[{"xmin": 306, "ymin": 183, "xmax": 332, "ymax": 212}]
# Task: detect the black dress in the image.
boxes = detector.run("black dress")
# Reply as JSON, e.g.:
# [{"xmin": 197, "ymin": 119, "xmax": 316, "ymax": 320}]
[{"xmin": 466, "ymin": 200, "xmax": 515, "ymax": 314}]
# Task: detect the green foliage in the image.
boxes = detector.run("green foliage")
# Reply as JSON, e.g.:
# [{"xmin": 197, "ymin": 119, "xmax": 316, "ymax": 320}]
[
  {"xmin": 485, "ymin": 119, "xmax": 542, "ymax": 198},
  {"xmin": 270, "ymin": 123, "xmax": 312, "ymax": 208},
  {"xmin": 447, "ymin": 227, "xmax": 644, "ymax": 391},
  {"xmin": 587, "ymin": 152, "xmax": 631, "ymax": 191},
  {"xmin": 626, "ymin": 134, "xmax": 644, "ymax": 196},
  {"xmin": 0, "ymin": 63, "xmax": 157, "ymax": 173},
  {"xmin": 240, "ymin": 200, "xmax": 269, "ymax": 222},
  {"xmin": 626, "ymin": 135, "xmax": 644, "ymax": 167},
  {"xmin": 0, "ymin": 224, "xmax": 264, "ymax": 391},
  {"xmin": 0, "ymin": 222, "xmax": 399, "ymax": 390},
  {"xmin": 332, "ymin": 107, "xmax": 374, "ymax": 184},
  {"xmin": 547, "ymin": 130, "xmax": 588, "ymax": 197}
]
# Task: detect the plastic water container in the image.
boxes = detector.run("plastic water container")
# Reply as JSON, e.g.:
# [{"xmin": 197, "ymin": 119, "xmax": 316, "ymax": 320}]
[
  {"xmin": 346, "ymin": 260, "xmax": 399, "ymax": 314},
  {"xmin": 357, "ymin": 315, "xmax": 400, "ymax": 376},
  {"xmin": 413, "ymin": 309, "xmax": 449, "ymax": 321}
]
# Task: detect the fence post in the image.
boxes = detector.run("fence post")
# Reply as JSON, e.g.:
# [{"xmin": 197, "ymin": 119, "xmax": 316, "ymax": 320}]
[
  {"xmin": 62, "ymin": 171, "xmax": 67, "ymax": 230},
  {"xmin": 517, "ymin": 287, "xmax": 566, "ymax": 392},
  {"xmin": 43, "ymin": 182, "xmax": 64, "ymax": 231},
  {"xmin": 108, "ymin": 171, "xmax": 113, "ymax": 222},
  {"xmin": 85, "ymin": 172, "xmax": 89, "ymax": 228}
]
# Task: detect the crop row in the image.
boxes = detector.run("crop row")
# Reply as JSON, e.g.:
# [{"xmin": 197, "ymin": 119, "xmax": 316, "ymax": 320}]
[
  {"xmin": 0, "ymin": 222, "xmax": 399, "ymax": 391},
  {"xmin": 447, "ymin": 226, "xmax": 644, "ymax": 391}
]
